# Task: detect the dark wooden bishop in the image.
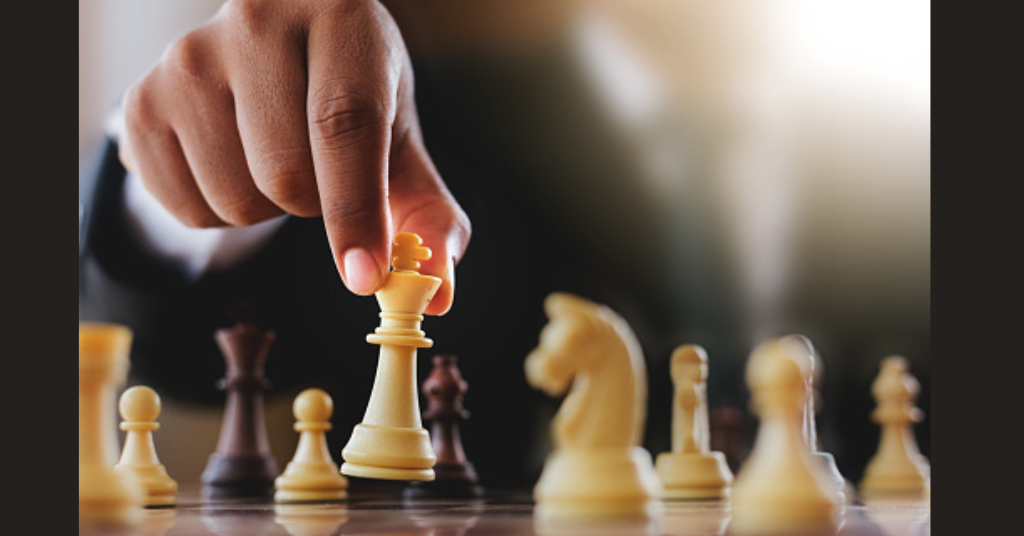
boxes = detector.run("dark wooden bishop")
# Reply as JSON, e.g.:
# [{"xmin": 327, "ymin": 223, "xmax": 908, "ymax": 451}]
[
  {"xmin": 406, "ymin": 355, "xmax": 483, "ymax": 498},
  {"xmin": 201, "ymin": 322, "xmax": 279, "ymax": 498}
]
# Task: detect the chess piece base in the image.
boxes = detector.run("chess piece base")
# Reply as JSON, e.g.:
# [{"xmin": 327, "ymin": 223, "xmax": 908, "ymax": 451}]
[
  {"xmin": 274, "ymin": 462, "xmax": 349, "ymax": 503},
  {"xmin": 201, "ymin": 452, "xmax": 278, "ymax": 498},
  {"xmin": 274, "ymin": 488, "xmax": 348, "ymax": 503},
  {"xmin": 79, "ymin": 463, "xmax": 143, "ymax": 526},
  {"xmin": 115, "ymin": 464, "xmax": 178, "ymax": 507},
  {"xmin": 534, "ymin": 447, "xmax": 662, "ymax": 519},
  {"xmin": 341, "ymin": 423, "xmax": 436, "ymax": 481},
  {"xmin": 404, "ymin": 461, "xmax": 483, "ymax": 498},
  {"xmin": 404, "ymin": 481, "xmax": 484, "ymax": 499},
  {"xmin": 341, "ymin": 462, "xmax": 434, "ymax": 481},
  {"xmin": 729, "ymin": 513, "xmax": 840, "ymax": 536},
  {"xmin": 860, "ymin": 473, "xmax": 930, "ymax": 497},
  {"xmin": 731, "ymin": 471, "xmax": 840, "ymax": 535},
  {"xmin": 860, "ymin": 451, "xmax": 929, "ymax": 497},
  {"xmin": 654, "ymin": 451, "xmax": 733, "ymax": 500},
  {"xmin": 815, "ymin": 452, "xmax": 850, "ymax": 504}
]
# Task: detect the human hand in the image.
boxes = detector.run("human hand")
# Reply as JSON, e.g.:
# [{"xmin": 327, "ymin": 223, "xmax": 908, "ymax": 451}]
[{"xmin": 120, "ymin": 0, "xmax": 470, "ymax": 315}]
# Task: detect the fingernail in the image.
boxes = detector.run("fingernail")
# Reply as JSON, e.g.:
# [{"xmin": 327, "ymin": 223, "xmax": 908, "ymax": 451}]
[{"xmin": 343, "ymin": 248, "xmax": 382, "ymax": 295}]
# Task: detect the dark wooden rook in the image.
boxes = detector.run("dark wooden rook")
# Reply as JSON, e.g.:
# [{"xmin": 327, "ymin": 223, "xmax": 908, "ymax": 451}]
[
  {"xmin": 406, "ymin": 355, "xmax": 483, "ymax": 498},
  {"xmin": 201, "ymin": 322, "xmax": 279, "ymax": 498}
]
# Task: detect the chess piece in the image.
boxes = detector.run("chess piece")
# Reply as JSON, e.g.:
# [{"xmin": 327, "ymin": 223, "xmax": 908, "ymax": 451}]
[
  {"xmin": 406, "ymin": 355, "xmax": 484, "ymax": 498},
  {"xmin": 202, "ymin": 322, "xmax": 279, "ymax": 498},
  {"xmin": 342, "ymin": 233, "xmax": 442, "ymax": 481},
  {"xmin": 275, "ymin": 388, "xmax": 349, "ymax": 502},
  {"xmin": 525, "ymin": 293, "xmax": 662, "ymax": 519},
  {"xmin": 730, "ymin": 338, "xmax": 841, "ymax": 534},
  {"xmin": 80, "ymin": 323, "xmax": 144, "ymax": 527},
  {"xmin": 859, "ymin": 357, "xmax": 930, "ymax": 498},
  {"xmin": 780, "ymin": 335, "xmax": 850, "ymax": 504},
  {"xmin": 115, "ymin": 385, "xmax": 178, "ymax": 507},
  {"xmin": 655, "ymin": 345, "xmax": 734, "ymax": 500}
]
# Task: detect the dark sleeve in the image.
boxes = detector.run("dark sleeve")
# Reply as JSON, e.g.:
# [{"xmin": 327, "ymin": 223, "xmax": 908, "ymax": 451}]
[{"xmin": 77, "ymin": 138, "xmax": 374, "ymax": 404}]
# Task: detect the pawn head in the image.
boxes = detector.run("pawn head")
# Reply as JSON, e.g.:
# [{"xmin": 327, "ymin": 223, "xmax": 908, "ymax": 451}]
[
  {"xmin": 747, "ymin": 340, "xmax": 806, "ymax": 415},
  {"xmin": 670, "ymin": 344, "xmax": 708, "ymax": 383},
  {"xmin": 294, "ymin": 388, "xmax": 333, "ymax": 423},
  {"xmin": 881, "ymin": 356, "xmax": 909, "ymax": 374},
  {"xmin": 120, "ymin": 385, "xmax": 161, "ymax": 422}
]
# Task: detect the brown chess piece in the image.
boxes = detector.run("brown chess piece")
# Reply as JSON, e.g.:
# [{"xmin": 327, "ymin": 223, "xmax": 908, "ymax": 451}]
[
  {"xmin": 201, "ymin": 322, "xmax": 279, "ymax": 498},
  {"xmin": 405, "ymin": 355, "xmax": 483, "ymax": 498}
]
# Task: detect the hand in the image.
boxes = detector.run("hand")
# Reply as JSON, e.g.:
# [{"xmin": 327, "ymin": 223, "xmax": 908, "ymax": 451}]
[{"xmin": 120, "ymin": 0, "xmax": 470, "ymax": 315}]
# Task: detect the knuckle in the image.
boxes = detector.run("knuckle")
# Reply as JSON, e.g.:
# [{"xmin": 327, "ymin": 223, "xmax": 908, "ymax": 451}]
[
  {"xmin": 122, "ymin": 82, "xmax": 157, "ymax": 138},
  {"xmin": 179, "ymin": 210, "xmax": 223, "ymax": 229},
  {"xmin": 215, "ymin": 198, "xmax": 276, "ymax": 227},
  {"xmin": 161, "ymin": 31, "xmax": 213, "ymax": 83},
  {"xmin": 308, "ymin": 90, "xmax": 388, "ymax": 143},
  {"xmin": 254, "ymin": 161, "xmax": 319, "ymax": 213},
  {"xmin": 221, "ymin": 0, "xmax": 274, "ymax": 39},
  {"xmin": 165, "ymin": 200, "xmax": 223, "ymax": 229}
]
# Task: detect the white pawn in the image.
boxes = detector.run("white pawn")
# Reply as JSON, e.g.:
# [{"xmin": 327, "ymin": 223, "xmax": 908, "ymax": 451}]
[
  {"xmin": 859, "ymin": 357, "xmax": 930, "ymax": 498},
  {"xmin": 654, "ymin": 345, "xmax": 733, "ymax": 499},
  {"xmin": 275, "ymin": 388, "xmax": 349, "ymax": 502},
  {"xmin": 731, "ymin": 339, "xmax": 840, "ymax": 534},
  {"xmin": 779, "ymin": 335, "xmax": 850, "ymax": 504},
  {"xmin": 115, "ymin": 385, "xmax": 178, "ymax": 507}
]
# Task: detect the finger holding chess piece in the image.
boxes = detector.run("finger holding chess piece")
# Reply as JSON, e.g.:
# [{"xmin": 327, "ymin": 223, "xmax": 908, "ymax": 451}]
[
  {"xmin": 654, "ymin": 344, "xmax": 734, "ymax": 500},
  {"xmin": 730, "ymin": 338, "xmax": 841, "ymax": 535},
  {"xmin": 79, "ymin": 322, "xmax": 144, "ymax": 527},
  {"xmin": 342, "ymin": 233, "xmax": 442, "ymax": 481},
  {"xmin": 115, "ymin": 386, "xmax": 178, "ymax": 507},
  {"xmin": 859, "ymin": 357, "xmax": 930, "ymax": 498},
  {"xmin": 405, "ymin": 355, "xmax": 484, "ymax": 498},
  {"xmin": 275, "ymin": 388, "xmax": 349, "ymax": 502}
]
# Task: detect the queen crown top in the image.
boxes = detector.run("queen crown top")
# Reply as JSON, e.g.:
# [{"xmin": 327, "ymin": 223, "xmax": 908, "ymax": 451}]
[{"xmin": 392, "ymin": 232, "xmax": 432, "ymax": 272}]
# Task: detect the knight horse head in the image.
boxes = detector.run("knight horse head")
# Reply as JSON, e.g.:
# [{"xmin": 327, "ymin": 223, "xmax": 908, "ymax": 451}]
[{"xmin": 525, "ymin": 293, "xmax": 647, "ymax": 450}]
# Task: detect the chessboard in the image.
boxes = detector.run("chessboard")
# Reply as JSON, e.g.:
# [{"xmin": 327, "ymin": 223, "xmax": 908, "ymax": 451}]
[
  {"xmin": 81, "ymin": 486, "xmax": 931, "ymax": 536},
  {"xmin": 81, "ymin": 235, "xmax": 931, "ymax": 536}
]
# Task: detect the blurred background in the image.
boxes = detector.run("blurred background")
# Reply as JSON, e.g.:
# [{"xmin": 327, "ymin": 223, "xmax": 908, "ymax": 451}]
[{"xmin": 80, "ymin": 0, "xmax": 929, "ymax": 489}]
